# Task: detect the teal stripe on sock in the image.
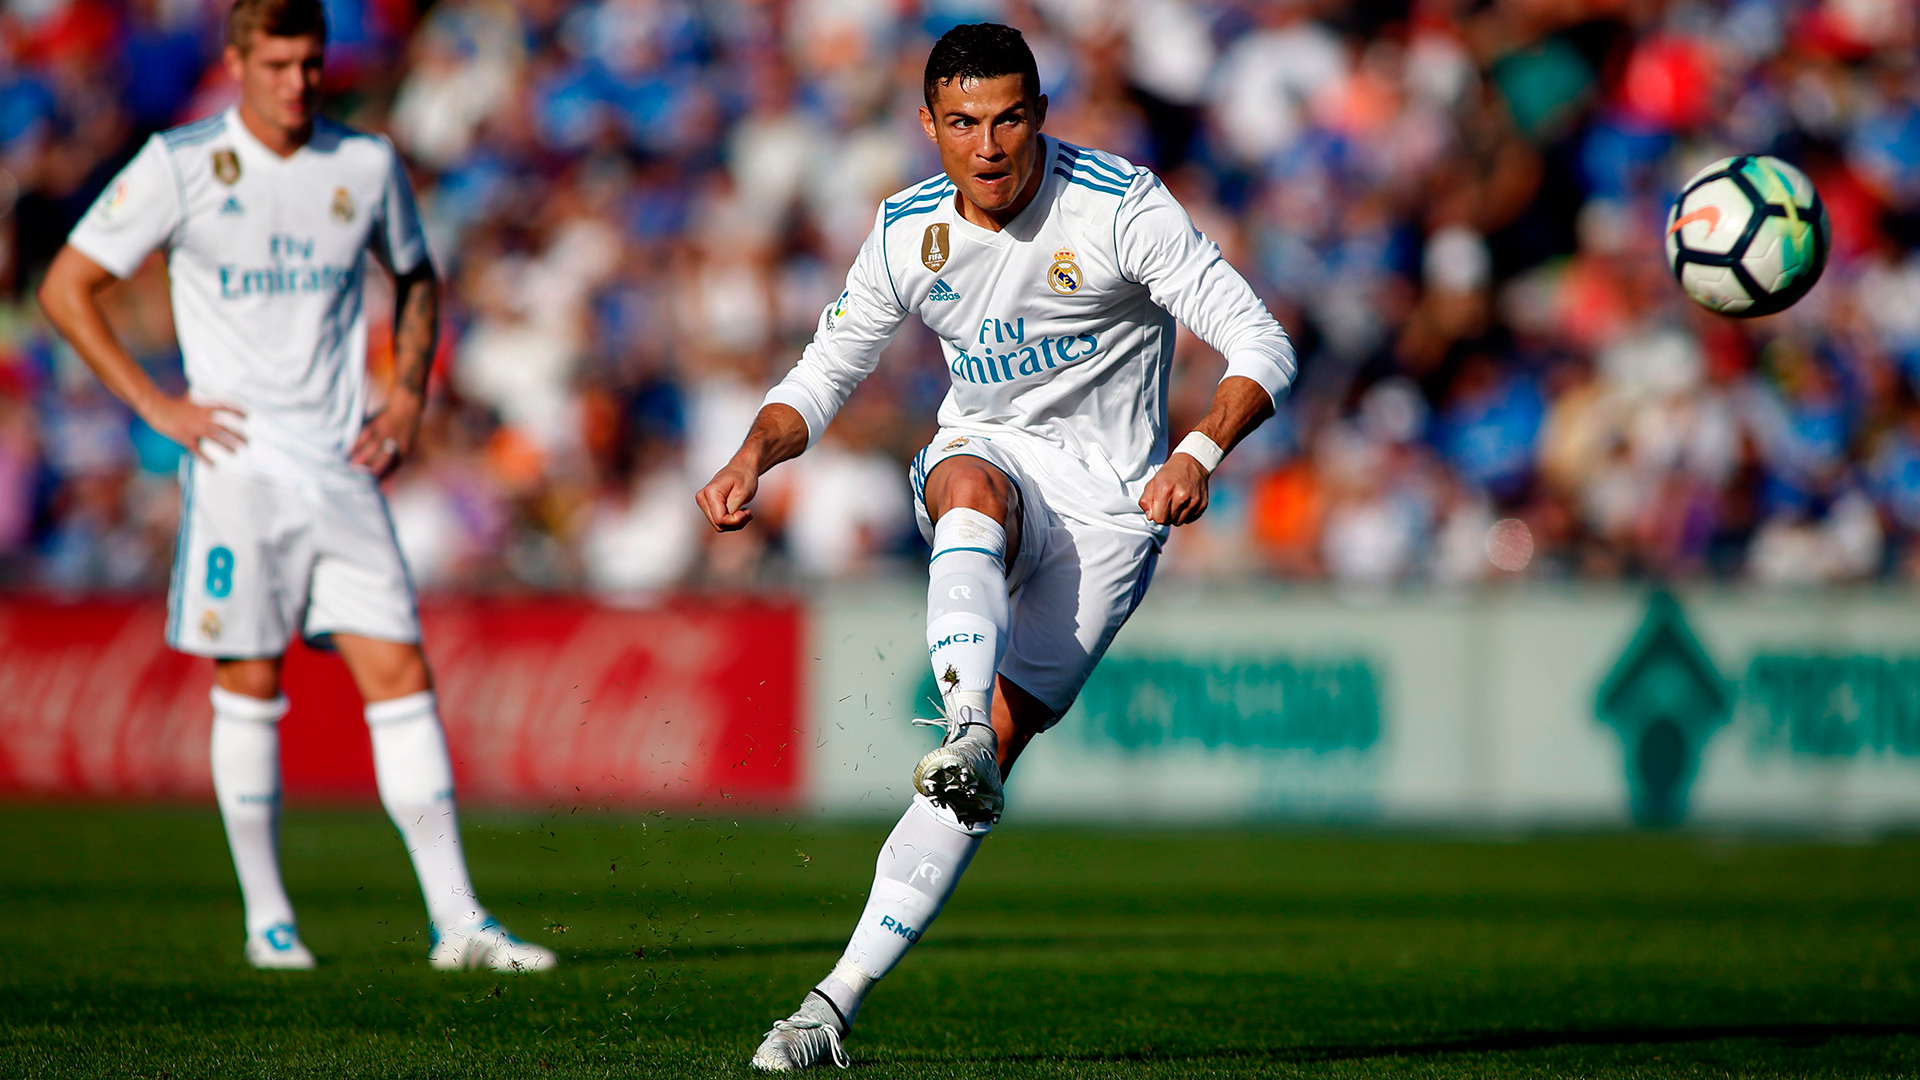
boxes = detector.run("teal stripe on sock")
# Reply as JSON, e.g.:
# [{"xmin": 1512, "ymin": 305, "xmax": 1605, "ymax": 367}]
[{"xmin": 930, "ymin": 546, "xmax": 1004, "ymax": 560}]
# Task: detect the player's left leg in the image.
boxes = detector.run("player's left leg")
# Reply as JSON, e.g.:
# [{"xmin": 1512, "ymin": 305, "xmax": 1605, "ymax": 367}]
[
  {"xmin": 310, "ymin": 478, "xmax": 554, "ymax": 972},
  {"xmin": 750, "ymin": 677, "xmax": 1054, "ymax": 1072},
  {"xmin": 329, "ymin": 634, "xmax": 555, "ymax": 973}
]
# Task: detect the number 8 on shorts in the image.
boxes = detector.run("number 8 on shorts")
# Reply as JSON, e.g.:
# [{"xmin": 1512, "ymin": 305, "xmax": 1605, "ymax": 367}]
[{"xmin": 206, "ymin": 546, "xmax": 234, "ymax": 598}]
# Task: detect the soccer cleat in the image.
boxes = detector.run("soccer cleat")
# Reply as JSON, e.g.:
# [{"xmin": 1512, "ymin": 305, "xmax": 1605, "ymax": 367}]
[
  {"xmin": 911, "ymin": 704, "xmax": 1003, "ymax": 827},
  {"xmin": 428, "ymin": 916, "xmax": 558, "ymax": 973},
  {"xmin": 749, "ymin": 1015, "xmax": 850, "ymax": 1072},
  {"xmin": 245, "ymin": 922, "xmax": 316, "ymax": 970}
]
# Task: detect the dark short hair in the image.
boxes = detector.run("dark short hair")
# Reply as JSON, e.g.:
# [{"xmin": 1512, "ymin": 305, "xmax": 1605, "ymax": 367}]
[
  {"xmin": 226, "ymin": 0, "xmax": 327, "ymax": 51},
  {"xmin": 923, "ymin": 23, "xmax": 1040, "ymax": 109}
]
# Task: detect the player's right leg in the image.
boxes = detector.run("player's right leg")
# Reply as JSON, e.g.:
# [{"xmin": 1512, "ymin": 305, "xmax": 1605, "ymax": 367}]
[
  {"xmin": 210, "ymin": 659, "xmax": 315, "ymax": 970},
  {"xmin": 750, "ymin": 446, "xmax": 1044, "ymax": 1071},
  {"xmin": 909, "ymin": 452, "xmax": 1026, "ymax": 826},
  {"xmin": 170, "ymin": 460, "xmax": 316, "ymax": 969},
  {"xmin": 753, "ymin": 453, "xmax": 1161, "ymax": 1069}
]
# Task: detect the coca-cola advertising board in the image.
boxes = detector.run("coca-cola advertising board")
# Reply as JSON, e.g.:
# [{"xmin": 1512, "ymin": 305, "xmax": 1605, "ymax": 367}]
[{"xmin": 0, "ymin": 598, "xmax": 802, "ymax": 808}]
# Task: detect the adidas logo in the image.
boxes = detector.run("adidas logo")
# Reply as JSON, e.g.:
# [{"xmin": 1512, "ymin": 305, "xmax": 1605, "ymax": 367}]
[
  {"xmin": 928, "ymin": 278, "xmax": 961, "ymax": 301},
  {"xmin": 219, "ymin": 196, "xmax": 244, "ymax": 215}
]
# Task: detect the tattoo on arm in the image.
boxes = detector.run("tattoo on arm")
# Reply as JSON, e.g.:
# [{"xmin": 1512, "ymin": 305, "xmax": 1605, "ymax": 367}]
[{"xmin": 392, "ymin": 265, "xmax": 439, "ymax": 397}]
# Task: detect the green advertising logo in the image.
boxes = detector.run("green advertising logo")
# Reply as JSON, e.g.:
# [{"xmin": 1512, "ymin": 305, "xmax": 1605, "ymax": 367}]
[
  {"xmin": 1744, "ymin": 655, "xmax": 1920, "ymax": 757},
  {"xmin": 1594, "ymin": 592, "xmax": 1733, "ymax": 827},
  {"xmin": 911, "ymin": 655, "xmax": 1382, "ymax": 754},
  {"xmin": 1596, "ymin": 593, "xmax": 1920, "ymax": 825},
  {"xmin": 1075, "ymin": 656, "xmax": 1381, "ymax": 752}
]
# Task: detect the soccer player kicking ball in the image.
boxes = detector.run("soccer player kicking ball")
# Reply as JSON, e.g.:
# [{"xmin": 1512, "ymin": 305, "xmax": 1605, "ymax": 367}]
[
  {"xmin": 37, "ymin": 0, "xmax": 554, "ymax": 974},
  {"xmin": 697, "ymin": 23, "xmax": 1295, "ymax": 1071}
]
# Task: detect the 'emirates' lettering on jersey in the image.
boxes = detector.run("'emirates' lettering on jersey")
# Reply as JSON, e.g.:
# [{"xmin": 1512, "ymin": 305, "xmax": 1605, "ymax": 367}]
[
  {"xmin": 68, "ymin": 108, "xmax": 429, "ymax": 485},
  {"xmin": 766, "ymin": 136, "xmax": 1295, "ymax": 533}
]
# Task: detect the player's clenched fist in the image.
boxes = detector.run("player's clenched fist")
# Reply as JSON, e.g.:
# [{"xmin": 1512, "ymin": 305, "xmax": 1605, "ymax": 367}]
[
  {"xmin": 694, "ymin": 403, "xmax": 808, "ymax": 532},
  {"xmin": 1139, "ymin": 453, "xmax": 1210, "ymax": 527},
  {"xmin": 697, "ymin": 463, "xmax": 760, "ymax": 531}
]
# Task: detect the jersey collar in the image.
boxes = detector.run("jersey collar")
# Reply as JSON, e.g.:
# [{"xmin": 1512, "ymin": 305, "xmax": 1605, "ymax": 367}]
[{"xmin": 227, "ymin": 105, "xmax": 316, "ymax": 167}]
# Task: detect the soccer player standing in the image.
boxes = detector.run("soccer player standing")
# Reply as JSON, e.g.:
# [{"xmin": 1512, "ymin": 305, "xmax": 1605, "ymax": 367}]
[
  {"xmin": 37, "ymin": 0, "xmax": 554, "ymax": 973},
  {"xmin": 696, "ymin": 24, "xmax": 1295, "ymax": 1070}
]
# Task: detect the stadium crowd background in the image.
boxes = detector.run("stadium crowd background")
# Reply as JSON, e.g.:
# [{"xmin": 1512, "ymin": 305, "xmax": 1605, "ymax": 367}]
[{"xmin": 0, "ymin": 0, "xmax": 1917, "ymax": 595}]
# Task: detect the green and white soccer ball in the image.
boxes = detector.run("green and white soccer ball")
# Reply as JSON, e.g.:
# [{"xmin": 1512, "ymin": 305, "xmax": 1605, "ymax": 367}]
[{"xmin": 1664, "ymin": 155, "xmax": 1830, "ymax": 318}]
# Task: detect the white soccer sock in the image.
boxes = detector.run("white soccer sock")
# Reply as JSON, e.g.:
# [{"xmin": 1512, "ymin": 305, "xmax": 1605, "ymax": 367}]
[
  {"xmin": 210, "ymin": 687, "xmax": 296, "ymax": 940},
  {"xmin": 366, "ymin": 691, "xmax": 484, "ymax": 931},
  {"xmin": 925, "ymin": 508, "xmax": 1009, "ymax": 733},
  {"xmin": 808, "ymin": 795, "xmax": 988, "ymax": 1030}
]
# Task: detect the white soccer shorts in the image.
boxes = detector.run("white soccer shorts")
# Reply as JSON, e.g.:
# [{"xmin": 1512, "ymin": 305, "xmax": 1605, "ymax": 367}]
[
  {"xmin": 911, "ymin": 430, "xmax": 1161, "ymax": 723},
  {"xmin": 166, "ymin": 460, "xmax": 420, "ymax": 657}
]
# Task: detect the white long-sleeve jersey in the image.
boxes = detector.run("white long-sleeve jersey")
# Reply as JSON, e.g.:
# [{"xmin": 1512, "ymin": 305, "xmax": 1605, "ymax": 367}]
[{"xmin": 765, "ymin": 135, "xmax": 1296, "ymax": 535}]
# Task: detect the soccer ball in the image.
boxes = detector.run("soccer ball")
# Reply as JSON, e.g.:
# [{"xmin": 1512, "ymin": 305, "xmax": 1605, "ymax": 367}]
[{"xmin": 1664, "ymin": 155, "xmax": 1830, "ymax": 318}]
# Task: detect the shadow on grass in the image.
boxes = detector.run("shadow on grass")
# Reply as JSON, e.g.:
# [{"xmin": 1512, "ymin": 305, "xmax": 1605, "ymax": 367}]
[
  {"xmin": 569, "ymin": 929, "xmax": 1309, "ymax": 964},
  {"xmin": 874, "ymin": 1022, "xmax": 1920, "ymax": 1067}
]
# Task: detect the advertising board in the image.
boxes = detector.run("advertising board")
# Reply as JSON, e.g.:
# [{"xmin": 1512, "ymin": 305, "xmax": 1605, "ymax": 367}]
[
  {"xmin": 0, "ymin": 598, "xmax": 802, "ymax": 808},
  {"xmin": 806, "ymin": 586, "xmax": 1920, "ymax": 828}
]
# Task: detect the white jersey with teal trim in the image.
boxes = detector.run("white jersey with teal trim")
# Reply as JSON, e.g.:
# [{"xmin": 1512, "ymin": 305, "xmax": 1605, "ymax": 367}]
[
  {"xmin": 764, "ymin": 135, "xmax": 1296, "ymax": 536},
  {"xmin": 68, "ymin": 107, "xmax": 429, "ymax": 487}
]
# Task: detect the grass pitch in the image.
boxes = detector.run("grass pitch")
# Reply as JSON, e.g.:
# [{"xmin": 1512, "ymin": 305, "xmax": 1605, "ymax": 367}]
[{"xmin": 1, "ymin": 806, "xmax": 1916, "ymax": 1078}]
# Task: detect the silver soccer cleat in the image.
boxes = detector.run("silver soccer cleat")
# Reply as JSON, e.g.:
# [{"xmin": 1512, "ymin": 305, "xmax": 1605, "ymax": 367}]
[
  {"xmin": 749, "ymin": 1014, "xmax": 850, "ymax": 1071},
  {"xmin": 427, "ymin": 916, "xmax": 558, "ymax": 973},
  {"xmin": 911, "ymin": 704, "xmax": 1003, "ymax": 827}
]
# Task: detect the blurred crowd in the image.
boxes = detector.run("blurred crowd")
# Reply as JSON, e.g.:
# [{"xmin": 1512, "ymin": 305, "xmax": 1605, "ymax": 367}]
[{"xmin": 2, "ymin": 0, "xmax": 1919, "ymax": 594}]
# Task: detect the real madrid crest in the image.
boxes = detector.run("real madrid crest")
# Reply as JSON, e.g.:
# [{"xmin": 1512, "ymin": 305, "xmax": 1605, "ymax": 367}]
[
  {"xmin": 922, "ymin": 222, "xmax": 950, "ymax": 273},
  {"xmin": 1048, "ymin": 247, "xmax": 1081, "ymax": 295},
  {"xmin": 212, "ymin": 149, "xmax": 241, "ymax": 185},
  {"xmin": 331, "ymin": 186, "xmax": 356, "ymax": 223},
  {"xmin": 199, "ymin": 609, "xmax": 223, "ymax": 641}
]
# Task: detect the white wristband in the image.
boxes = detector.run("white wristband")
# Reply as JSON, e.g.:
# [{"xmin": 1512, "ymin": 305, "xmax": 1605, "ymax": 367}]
[{"xmin": 1173, "ymin": 431, "xmax": 1225, "ymax": 474}]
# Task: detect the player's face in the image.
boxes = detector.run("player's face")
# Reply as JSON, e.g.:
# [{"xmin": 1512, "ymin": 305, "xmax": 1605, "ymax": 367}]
[
  {"xmin": 224, "ymin": 32, "xmax": 325, "ymax": 140},
  {"xmin": 920, "ymin": 75, "xmax": 1048, "ymax": 222}
]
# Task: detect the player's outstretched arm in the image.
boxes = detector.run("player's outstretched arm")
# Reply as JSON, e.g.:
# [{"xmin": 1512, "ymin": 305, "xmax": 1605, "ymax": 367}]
[
  {"xmin": 1140, "ymin": 375, "xmax": 1274, "ymax": 527},
  {"xmin": 351, "ymin": 262, "xmax": 438, "ymax": 479},
  {"xmin": 696, "ymin": 403, "xmax": 810, "ymax": 532},
  {"xmin": 699, "ymin": 200, "xmax": 908, "ymax": 532},
  {"xmin": 37, "ymin": 245, "xmax": 246, "ymax": 461}
]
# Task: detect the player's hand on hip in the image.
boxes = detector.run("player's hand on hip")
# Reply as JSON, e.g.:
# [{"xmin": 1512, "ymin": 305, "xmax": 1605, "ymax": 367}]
[
  {"xmin": 696, "ymin": 463, "xmax": 759, "ymax": 531},
  {"xmin": 144, "ymin": 395, "xmax": 246, "ymax": 463},
  {"xmin": 1140, "ymin": 453, "xmax": 1210, "ymax": 526},
  {"xmin": 351, "ymin": 389, "xmax": 424, "ymax": 480}
]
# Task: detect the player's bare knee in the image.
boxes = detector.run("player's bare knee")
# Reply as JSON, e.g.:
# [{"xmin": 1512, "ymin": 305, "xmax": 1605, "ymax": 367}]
[
  {"xmin": 335, "ymin": 636, "xmax": 432, "ymax": 703},
  {"xmin": 926, "ymin": 460, "xmax": 1012, "ymax": 523},
  {"xmin": 214, "ymin": 658, "xmax": 282, "ymax": 700},
  {"xmin": 926, "ymin": 464, "xmax": 1021, "ymax": 570}
]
